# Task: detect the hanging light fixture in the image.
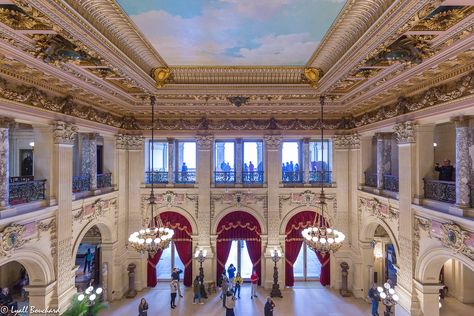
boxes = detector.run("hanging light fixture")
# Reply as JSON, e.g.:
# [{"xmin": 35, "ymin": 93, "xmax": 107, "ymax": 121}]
[
  {"xmin": 302, "ymin": 96, "xmax": 345, "ymax": 254},
  {"xmin": 128, "ymin": 96, "xmax": 174, "ymax": 256}
]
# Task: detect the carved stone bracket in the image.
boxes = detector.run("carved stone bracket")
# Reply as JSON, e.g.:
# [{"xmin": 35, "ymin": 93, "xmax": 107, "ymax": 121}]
[
  {"xmin": 333, "ymin": 133, "xmax": 360, "ymax": 149},
  {"xmin": 264, "ymin": 135, "xmax": 282, "ymax": 150},
  {"xmin": 394, "ymin": 121, "xmax": 416, "ymax": 144},
  {"xmin": 195, "ymin": 134, "xmax": 214, "ymax": 150},
  {"xmin": 0, "ymin": 224, "xmax": 26, "ymax": 257},
  {"xmin": 53, "ymin": 121, "xmax": 77, "ymax": 145}
]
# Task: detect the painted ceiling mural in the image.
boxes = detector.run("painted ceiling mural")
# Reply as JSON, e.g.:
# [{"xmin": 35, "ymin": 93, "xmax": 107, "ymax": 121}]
[{"xmin": 116, "ymin": 0, "xmax": 346, "ymax": 66}]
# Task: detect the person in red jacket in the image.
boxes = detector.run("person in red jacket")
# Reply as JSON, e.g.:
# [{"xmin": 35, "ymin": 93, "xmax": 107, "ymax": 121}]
[{"xmin": 250, "ymin": 270, "xmax": 259, "ymax": 299}]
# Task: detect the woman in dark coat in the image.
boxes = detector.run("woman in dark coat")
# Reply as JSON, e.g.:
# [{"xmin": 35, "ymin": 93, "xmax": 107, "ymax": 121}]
[
  {"xmin": 264, "ymin": 296, "xmax": 275, "ymax": 316},
  {"xmin": 138, "ymin": 298, "xmax": 148, "ymax": 316}
]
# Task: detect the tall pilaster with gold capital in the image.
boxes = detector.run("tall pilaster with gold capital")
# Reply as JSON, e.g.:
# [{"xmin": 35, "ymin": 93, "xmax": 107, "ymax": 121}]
[
  {"xmin": 52, "ymin": 121, "xmax": 77, "ymax": 311},
  {"xmin": 0, "ymin": 117, "xmax": 13, "ymax": 210},
  {"xmin": 263, "ymin": 135, "xmax": 282, "ymax": 289},
  {"xmin": 393, "ymin": 121, "xmax": 419, "ymax": 314},
  {"xmin": 195, "ymin": 134, "xmax": 214, "ymax": 280}
]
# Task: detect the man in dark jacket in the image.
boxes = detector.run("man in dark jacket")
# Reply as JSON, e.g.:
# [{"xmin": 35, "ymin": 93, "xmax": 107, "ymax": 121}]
[
  {"xmin": 368, "ymin": 283, "xmax": 380, "ymax": 316},
  {"xmin": 264, "ymin": 297, "xmax": 275, "ymax": 316},
  {"xmin": 435, "ymin": 159, "xmax": 455, "ymax": 181},
  {"xmin": 171, "ymin": 268, "xmax": 183, "ymax": 297}
]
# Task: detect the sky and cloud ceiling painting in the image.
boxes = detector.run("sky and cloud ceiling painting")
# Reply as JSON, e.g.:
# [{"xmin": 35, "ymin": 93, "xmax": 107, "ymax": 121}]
[{"xmin": 117, "ymin": 0, "xmax": 346, "ymax": 66}]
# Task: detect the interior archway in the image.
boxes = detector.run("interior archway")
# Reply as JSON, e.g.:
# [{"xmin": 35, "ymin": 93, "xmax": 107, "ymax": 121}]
[
  {"xmin": 74, "ymin": 225, "xmax": 103, "ymax": 292},
  {"xmin": 0, "ymin": 261, "xmax": 29, "ymax": 311}
]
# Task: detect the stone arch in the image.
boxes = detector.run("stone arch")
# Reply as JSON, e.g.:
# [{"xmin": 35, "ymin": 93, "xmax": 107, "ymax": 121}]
[
  {"xmin": 280, "ymin": 205, "xmax": 328, "ymax": 235},
  {"xmin": 415, "ymin": 246, "xmax": 474, "ymax": 283},
  {"xmin": 360, "ymin": 215, "xmax": 400, "ymax": 258},
  {"xmin": 212, "ymin": 206, "xmax": 266, "ymax": 235},
  {"xmin": 156, "ymin": 205, "xmax": 198, "ymax": 235},
  {"xmin": 72, "ymin": 219, "xmax": 114, "ymax": 260},
  {"xmin": 0, "ymin": 247, "xmax": 55, "ymax": 286}
]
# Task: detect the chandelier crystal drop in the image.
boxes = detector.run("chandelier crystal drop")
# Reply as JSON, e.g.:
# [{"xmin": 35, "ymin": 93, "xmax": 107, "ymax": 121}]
[
  {"xmin": 302, "ymin": 96, "xmax": 345, "ymax": 254},
  {"xmin": 128, "ymin": 96, "xmax": 174, "ymax": 256}
]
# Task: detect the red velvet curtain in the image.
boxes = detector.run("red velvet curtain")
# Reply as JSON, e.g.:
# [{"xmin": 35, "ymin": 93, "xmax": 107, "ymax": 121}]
[
  {"xmin": 285, "ymin": 211, "xmax": 330, "ymax": 286},
  {"xmin": 216, "ymin": 211, "xmax": 262, "ymax": 284},
  {"xmin": 147, "ymin": 211, "xmax": 193, "ymax": 287},
  {"xmin": 147, "ymin": 250, "xmax": 163, "ymax": 287},
  {"xmin": 315, "ymin": 251, "xmax": 331, "ymax": 286}
]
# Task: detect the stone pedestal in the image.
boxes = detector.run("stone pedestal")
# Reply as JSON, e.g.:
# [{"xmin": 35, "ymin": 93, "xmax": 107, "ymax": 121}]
[
  {"xmin": 340, "ymin": 262, "xmax": 352, "ymax": 297},
  {"xmin": 414, "ymin": 280, "xmax": 443, "ymax": 316},
  {"xmin": 125, "ymin": 263, "xmax": 137, "ymax": 298}
]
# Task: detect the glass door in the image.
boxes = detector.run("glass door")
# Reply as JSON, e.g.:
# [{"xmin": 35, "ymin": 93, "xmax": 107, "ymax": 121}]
[
  {"xmin": 293, "ymin": 244, "xmax": 322, "ymax": 281},
  {"xmin": 225, "ymin": 240, "xmax": 253, "ymax": 281}
]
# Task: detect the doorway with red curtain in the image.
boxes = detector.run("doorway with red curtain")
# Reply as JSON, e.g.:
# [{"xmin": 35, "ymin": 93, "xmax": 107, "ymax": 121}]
[
  {"xmin": 147, "ymin": 211, "xmax": 193, "ymax": 287},
  {"xmin": 285, "ymin": 210, "xmax": 331, "ymax": 287},
  {"xmin": 215, "ymin": 211, "xmax": 262, "ymax": 285}
]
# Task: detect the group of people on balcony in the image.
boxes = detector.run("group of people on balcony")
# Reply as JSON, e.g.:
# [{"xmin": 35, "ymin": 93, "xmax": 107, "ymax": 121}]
[
  {"xmin": 434, "ymin": 159, "xmax": 455, "ymax": 181},
  {"xmin": 282, "ymin": 161, "xmax": 301, "ymax": 182},
  {"xmin": 243, "ymin": 161, "xmax": 263, "ymax": 182}
]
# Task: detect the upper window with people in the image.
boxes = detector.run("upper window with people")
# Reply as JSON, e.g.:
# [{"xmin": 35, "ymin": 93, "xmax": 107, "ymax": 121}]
[
  {"xmin": 145, "ymin": 140, "xmax": 168, "ymax": 184},
  {"xmin": 243, "ymin": 141, "xmax": 264, "ymax": 183},
  {"xmin": 281, "ymin": 141, "xmax": 302, "ymax": 183},
  {"xmin": 309, "ymin": 140, "xmax": 332, "ymax": 184},
  {"xmin": 215, "ymin": 141, "xmax": 235, "ymax": 183},
  {"xmin": 175, "ymin": 141, "xmax": 196, "ymax": 184}
]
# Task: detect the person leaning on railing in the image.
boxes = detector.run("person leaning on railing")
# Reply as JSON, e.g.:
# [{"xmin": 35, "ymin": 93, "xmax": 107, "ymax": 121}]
[{"xmin": 434, "ymin": 159, "xmax": 455, "ymax": 181}]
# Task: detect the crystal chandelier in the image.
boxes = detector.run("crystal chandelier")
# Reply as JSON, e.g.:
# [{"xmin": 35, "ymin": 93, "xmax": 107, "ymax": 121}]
[
  {"xmin": 302, "ymin": 96, "xmax": 345, "ymax": 254},
  {"xmin": 128, "ymin": 96, "xmax": 174, "ymax": 256}
]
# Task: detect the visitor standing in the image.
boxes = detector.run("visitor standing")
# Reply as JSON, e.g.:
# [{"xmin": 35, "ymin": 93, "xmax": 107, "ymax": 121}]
[
  {"xmin": 250, "ymin": 270, "xmax": 259, "ymax": 299},
  {"xmin": 138, "ymin": 298, "xmax": 148, "ymax": 316},
  {"xmin": 233, "ymin": 272, "xmax": 242, "ymax": 299},
  {"xmin": 225, "ymin": 291, "xmax": 236, "ymax": 316},
  {"xmin": 170, "ymin": 280, "xmax": 178, "ymax": 309},
  {"xmin": 227, "ymin": 264, "xmax": 236, "ymax": 288},
  {"xmin": 368, "ymin": 283, "xmax": 380, "ymax": 316},
  {"xmin": 434, "ymin": 159, "xmax": 455, "ymax": 181},
  {"xmin": 264, "ymin": 297, "xmax": 275, "ymax": 316},
  {"xmin": 193, "ymin": 275, "xmax": 204, "ymax": 304},
  {"xmin": 221, "ymin": 272, "xmax": 229, "ymax": 307},
  {"xmin": 83, "ymin": 248, "xmax": 93, "ymax": 274},
  {"xmin": 171, "ymin": 267, "xmax": 183, "ymax": 297}
]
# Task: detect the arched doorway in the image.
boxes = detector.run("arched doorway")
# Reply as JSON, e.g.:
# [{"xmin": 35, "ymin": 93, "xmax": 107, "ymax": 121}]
[
  {"xmin": 147, "ymin": 211, "xmax": 193, "ymax": 287},
  {"xmin": 0, "ymin": 261, "xmax": 29, "ymax": 310},
  {"xmin": 284, "ymin": 211, "xmax": 330, "ymax": 287},
  {"xmin": 215, "ymin": 211, "xmax": 262, "ymax": 284},
  {"xmin": 438, "ymin": 258, "xmax": 474, "ymax": 315},
  {"xmin": 371, "ymin": 225, "xmax": 397, "ymax": 285},
  {"xmin": 74, "ymin": 225, "xmax": 102, "ymax": 291}
]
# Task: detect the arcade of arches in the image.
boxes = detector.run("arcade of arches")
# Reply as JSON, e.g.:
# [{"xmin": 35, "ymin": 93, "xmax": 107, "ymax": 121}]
[{"xmin": 1, "ymin": 1, "xmax": 474, "ymax": 315}]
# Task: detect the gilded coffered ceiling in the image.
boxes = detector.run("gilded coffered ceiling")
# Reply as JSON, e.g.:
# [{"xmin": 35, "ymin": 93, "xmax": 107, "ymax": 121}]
[{"xmin": 0, "ymin": 0, "xmax": 472, "ymax": 131}]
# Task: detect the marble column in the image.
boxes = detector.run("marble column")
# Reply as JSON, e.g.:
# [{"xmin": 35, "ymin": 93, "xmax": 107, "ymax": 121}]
[
  {"xmin": 33, "ymin": 125, "xmax": 54, "ymax": 204},
  {"xmin": 359, "ymin": 135, "xmax": 372, "ymax": 187},
  {"xmin": 376, "ymin": 133, "xmax": 392, "ymax": 190},
  {"xmin": 52, "ymin": 121, "xmax": 77, "ymax": 311},
  {"xmin": 453, "ymin": 117, "xmax": 471, "ymax": 209},
  {"xmin": 414, "ymin": 280, "xmax": 443, "ymax": 316},
  {"xmin": 167, "ymin": 138, "xmax": 174, "ymax": 184},
  {"xmin": 0, "ymin": 117, "xmax": 13, "ymax": 209},
  {"xmin": 393, "ymin": 121, "xmax": 418, "ymax": 314},
  {"xmin": 264, "ymin": 135, "xmax": 282, "ymax": 289},
  {"xmin": 303, "ymin": 138, "xmax": 310, "ymax": 184},
  {"xmin": 235, "ymin": 138, "xmax": 242, "ymax": 184}
]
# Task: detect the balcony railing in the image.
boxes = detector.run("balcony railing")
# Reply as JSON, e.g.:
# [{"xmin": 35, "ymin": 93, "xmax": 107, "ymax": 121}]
[
  {"xmin": 364, "ymin": 172, "xmax": 377, "ymax": 188},
  {"xmin": 73, "ymin": 175, "xmax": 91, "ymax": 193},
  {"xmin": 9, "ymin": 178, "xmax": 46, "ymax": 205},
  {"xmin": 242, "ymin": 171, "xmax": 264, "ymax": 184},
  {"xmin": 282, "ymin": 171, "xmax": 303, "ymax": 184},
  {"xmin": 309, "ymin": 171, "xmax": 332, "ymax": 185},
  {"xmin": 174, "ymin": 171, "xmax": 196, "ymax": 184},
  {"xmin": 383, "ymin": 174, "xmax": 399, "ymax": 192},
  {"xmin": 97, "ymin": 173, "xmax": 112, "ymax": 189},
  {"xmin": 145, "ymin": 171, "xmax": 169, "ymax": 184},
  {"xmin": 424, "ymin": 179, "xmax": 456, "ymax": 204},
  {"xmin": 214, "ymin": 171, "xmax": 236, "ymax": 184}
]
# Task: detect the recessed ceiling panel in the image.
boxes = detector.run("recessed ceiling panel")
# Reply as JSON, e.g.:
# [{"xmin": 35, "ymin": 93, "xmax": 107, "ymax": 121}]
[{"xmin": 117, "ymin": 0, "xmax": 346, "ymax": 66}]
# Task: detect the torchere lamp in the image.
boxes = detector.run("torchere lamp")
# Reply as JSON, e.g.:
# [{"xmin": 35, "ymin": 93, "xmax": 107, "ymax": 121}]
[{"xmin": 270, "ymin": 247, "xmax": 283, "ymax": 298}]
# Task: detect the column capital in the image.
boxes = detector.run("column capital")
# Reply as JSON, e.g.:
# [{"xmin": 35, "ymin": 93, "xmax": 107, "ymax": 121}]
[
  {"xmin": 394, "ymin": 121, "xmax": 416, "ymax": 144},
  {"xmin": 196, "ymin": 134, "xmax": 214, "ymax": 150},
  {"xmin": 53, "ymin": 121, "xmax": 77, "ymax": 145},
  {"xmin": 451, "ymin": 115, "xmax": 471, "ymax": 128},
  {"xmin": 116, "ymin": 134, "xmax": 144, "ymax": 150},
  {"xmin": 333, "ymin": 133, "xmax": 360, "ymax": 149},
  {"xmin": 0, "ymin": 116, "xmax": 14, "ymax": 128},
  {"xmin": 264, "ymin": 134, "xmax": 282, "ymax": 150}
]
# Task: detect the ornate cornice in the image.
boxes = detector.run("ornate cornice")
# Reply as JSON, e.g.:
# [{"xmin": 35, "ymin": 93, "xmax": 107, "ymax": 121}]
[
  {"xmin": 53, "ymin": 121, "xmax": 77, "ymax": 145},
  {"xmin": 263, "ymin": 135, "xmax": 282, "ymax": 150},
  {"xmin": 333, "ymin": 133, "xmax": 360, "ymax": 149},
  {"xmin": 0, "ymin": 116, "xmax": 14, "ymax": 128},
  {"xmin": 195, "ymin": 134, "xmax": 214, "ymax": 150},
  {"xmin": 116, "ymin": 134, "xmax": 143, "ymax": 151},
  {"xmin": 394, "ymin": 121, "xmax": 416, "ymax": 144}
]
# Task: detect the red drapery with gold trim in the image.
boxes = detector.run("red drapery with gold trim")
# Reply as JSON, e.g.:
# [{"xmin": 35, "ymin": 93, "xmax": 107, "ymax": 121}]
[
  {"xmin": 147, "ymin": 211, "xmax": 193, "ymax": 287},
  {"xmin": 284, "ymin": 211, "xmax": 330, "ymax": 286},
  {"xmin": 216, "ymin": 211, "xmax": 262, "ymax": 285},
  {"xmin": 147, "ymin": 250, "xmax": 163, "ymax": 288}
]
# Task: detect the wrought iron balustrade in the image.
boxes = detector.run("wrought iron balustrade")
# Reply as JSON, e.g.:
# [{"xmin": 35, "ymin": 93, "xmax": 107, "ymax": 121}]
[
  {"xmin": 309, "ymin": 171, "xmax": 332, "ymax": 185},
  {"xmin": 9, "ymin": 176, "xmax": 34, "ymax": 183},
  {"xmin": 73, "ymin": 175, "xmax": 91, "ymax": 193},
  {"xmin": 383, "ymin": 174, "xmax": 399, "ymax": 192},
  {"xmin": 364, "ymin": 172, "xmax": 377, "ymax": 188},
  {"xmin": 97, "ymin": 173, "xmax": 112, "ymax": 188},
  {"xmin": 174, "ymin": 171, "xmax": 196, "ymax": 184},
  {"xmin": 424, "ymin": 178, "xmax": 456, "ymax": 204},
  {"xmin": 282, "ymin": 171, "xmax": 303, "ymax": 184},
  {"xmin": 9, "ymin": 179, "xmax": 46, "ymax": 205},
  {"xmin": 242, "ymin": 171, "xmax": 264, "ymax": 184},
  {"xmin": 145, "ymin": 171, "xmax": 169, "ymax": 184},
  {"xmin": 214, "ymin": 171, "xmax": 236, "ymax": 184}
]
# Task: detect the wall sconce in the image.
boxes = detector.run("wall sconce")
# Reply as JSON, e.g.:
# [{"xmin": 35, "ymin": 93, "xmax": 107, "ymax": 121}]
[{"xmin": 29, "ymin": 142, "xmax": 35, "ymax": 147}]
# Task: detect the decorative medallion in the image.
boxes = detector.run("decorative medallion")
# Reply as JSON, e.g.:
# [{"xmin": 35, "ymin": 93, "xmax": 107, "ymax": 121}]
[
  {"xmin": 227, "ymin": 96, "xmax": 250, "ymax": 107},
  {"xmin": 0, "ymin": 224, "xmax": 26, "ymax": 257},
  {"xmin": 440, "ymin": 222, "xmax": 473, "ymax": 259},
  {"xmin": 303, "ymin": 68, "xmax": 323, "ymax": 88},
  {"xmin": 151, "ymin": 67, "xmax": 172, "ymax": 88}
]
